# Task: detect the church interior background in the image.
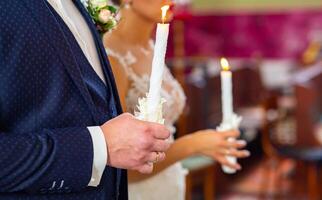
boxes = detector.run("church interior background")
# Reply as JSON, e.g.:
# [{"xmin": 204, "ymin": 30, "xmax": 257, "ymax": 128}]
[{"xmin": 168, "ymin": 0, "xmax": 322, "ymax": 199}]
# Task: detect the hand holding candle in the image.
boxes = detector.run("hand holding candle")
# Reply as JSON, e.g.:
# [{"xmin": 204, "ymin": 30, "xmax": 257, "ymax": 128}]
[{"xmin": 217, "ymin": 58, "xmax": 243, "ymax": 174}]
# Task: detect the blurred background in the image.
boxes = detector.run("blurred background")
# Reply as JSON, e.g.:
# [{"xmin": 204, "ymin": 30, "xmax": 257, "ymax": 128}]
[{"xmin": 167, "ymin": 0, "xmax": 322, "ymax": 199}]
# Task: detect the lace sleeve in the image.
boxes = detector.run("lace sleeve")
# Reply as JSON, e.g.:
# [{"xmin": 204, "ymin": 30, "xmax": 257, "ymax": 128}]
[{"xmin": 105, "ymin": 48, "xmax": 140, "ymax": 82}]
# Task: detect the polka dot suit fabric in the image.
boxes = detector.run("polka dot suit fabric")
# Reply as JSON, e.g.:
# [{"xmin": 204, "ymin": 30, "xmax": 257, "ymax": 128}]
[{"xmin": 0, "ymin": 0, "xmax": 127, "ymax": 199}]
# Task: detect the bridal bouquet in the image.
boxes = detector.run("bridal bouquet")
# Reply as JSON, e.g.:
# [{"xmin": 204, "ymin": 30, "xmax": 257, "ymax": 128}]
[{"xmin": 81, "ymin": 0, "xmax": 119, "ymax": 33}]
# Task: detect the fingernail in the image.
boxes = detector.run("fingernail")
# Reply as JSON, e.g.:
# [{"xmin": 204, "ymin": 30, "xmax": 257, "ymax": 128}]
[
  {"xmin": 244, "ymin": 150, "xmax": 251, "ymax": 156},
  {"xmin": 238, "ymin": 140, "xmax": 246, "ymax": 145}
]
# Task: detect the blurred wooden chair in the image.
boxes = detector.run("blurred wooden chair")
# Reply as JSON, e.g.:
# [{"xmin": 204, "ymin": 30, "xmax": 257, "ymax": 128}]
[
  {"xmin": 182, "ymin": 156, "xmax": 216, "ymax": 200},
  {"xmin": 262, "ymin": 66, "xmax": 322, "ymax": 199}
]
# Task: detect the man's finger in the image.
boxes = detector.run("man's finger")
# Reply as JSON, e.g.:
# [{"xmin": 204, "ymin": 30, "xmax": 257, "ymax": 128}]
[
  {"xmin": 148, "ymin": 123, "xmax": 170, "ymax": 139},
  {"xmin": 135, "ymin": 117, "xmax": 170, "ymax": 139},
  {"xmin": 137, "ymin": 163, "xmax": 154, "ymax": 174},
  {"xmin": 151, "ymin": 139, "xmax": 170, "ymax": 152},
  {"xmin": 144, "ymin": 152, "xmax": 166, "ymax": 163},
  {"xmin": 157, "ymin": 152, "xmax": 166, "ymax": 162}
]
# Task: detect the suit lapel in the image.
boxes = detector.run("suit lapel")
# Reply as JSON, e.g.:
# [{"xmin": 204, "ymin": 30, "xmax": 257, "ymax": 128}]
[
  {"xmin": 73, "ymin": 0, "xmax": 123, "ymax": 115},
  {"xmin": 21, "ymin": 0, "xmax": 100, "ymax": 124}
]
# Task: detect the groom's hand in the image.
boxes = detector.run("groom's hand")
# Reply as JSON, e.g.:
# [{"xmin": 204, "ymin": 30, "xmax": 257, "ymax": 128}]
[{"xmin": 101, "ymin": 113, "xmax": 170, "ymax": 173}]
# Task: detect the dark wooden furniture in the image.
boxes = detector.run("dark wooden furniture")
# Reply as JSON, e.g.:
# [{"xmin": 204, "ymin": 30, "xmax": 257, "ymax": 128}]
[
  {"xmin": 182, "ymin": 156, "xmax": 216, "ymax": 200},
  {"xmin": 262, "ymin": 65, "xmax": 322, "ymax": 199}
]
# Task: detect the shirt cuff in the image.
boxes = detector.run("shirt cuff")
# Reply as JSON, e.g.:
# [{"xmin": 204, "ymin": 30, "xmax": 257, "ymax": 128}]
[{"xmin": 87, "ymin": 126, "xmax": 108, "ymax": 187}]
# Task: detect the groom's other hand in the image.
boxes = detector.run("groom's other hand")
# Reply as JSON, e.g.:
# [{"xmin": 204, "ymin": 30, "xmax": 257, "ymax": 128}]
[{"xmin": 101, "ymin": 113, "xmax": 170, "ymax": 173}]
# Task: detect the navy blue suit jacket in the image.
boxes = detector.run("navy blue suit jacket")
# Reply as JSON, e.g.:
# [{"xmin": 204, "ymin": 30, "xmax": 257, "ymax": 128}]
[{"xmin": 0, "ymin": 0, "xmax": 127, "ymax": 199}]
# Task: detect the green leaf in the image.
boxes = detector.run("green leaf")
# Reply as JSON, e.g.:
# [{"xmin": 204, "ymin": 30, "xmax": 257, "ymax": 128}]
[{"xmin": 107, "ymin": 6, "xmax": 118, "ymax": 13}]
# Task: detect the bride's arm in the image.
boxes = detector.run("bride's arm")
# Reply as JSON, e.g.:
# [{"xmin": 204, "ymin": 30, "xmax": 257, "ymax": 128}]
[{"xmin": 128, "ymin": 130, "xmax": 250, "ymax": 183}]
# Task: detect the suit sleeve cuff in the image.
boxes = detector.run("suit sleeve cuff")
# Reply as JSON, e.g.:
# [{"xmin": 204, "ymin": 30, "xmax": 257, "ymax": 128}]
[{"xmin": 87, "ymin": 126, "xmax": 107, "ymax": 187}]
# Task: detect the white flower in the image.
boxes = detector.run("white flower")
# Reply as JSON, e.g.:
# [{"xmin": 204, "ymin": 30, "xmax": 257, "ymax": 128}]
[
  {"xmin": 82, "ymin": 0, "xmax": 119, "ymax": 32},
  {"xmin": 98, "ymin": 9, "xmax": 112, "ymax": 23},
  {"xmin": 89, "ymin": 0, "xmax": 108, "ymax": 9}
]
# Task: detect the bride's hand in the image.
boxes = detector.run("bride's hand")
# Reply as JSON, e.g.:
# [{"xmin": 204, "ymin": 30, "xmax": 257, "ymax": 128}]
[{"xmin": 193, "ymin": 130, "xmax": 250, "ymax": 170}]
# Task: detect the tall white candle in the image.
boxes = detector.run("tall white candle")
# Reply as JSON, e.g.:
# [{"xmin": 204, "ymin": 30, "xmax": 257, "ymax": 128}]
[
  {"xmin": 147, "ymin": 6, "xmax": 170, "ymax": 122},
  {"xmin": 220, "ymin": 58, "xmax": 234, "ymax": 123}
]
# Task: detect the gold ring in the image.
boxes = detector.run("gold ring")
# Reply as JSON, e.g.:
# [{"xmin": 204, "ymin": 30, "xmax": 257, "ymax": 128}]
[{"xmin": 154, "ymin": 152, "xmax": 160, "ymax": 163}]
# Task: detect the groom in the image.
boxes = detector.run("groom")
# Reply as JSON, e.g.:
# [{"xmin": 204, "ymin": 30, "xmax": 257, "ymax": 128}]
[{"xmin": 0, "ymin": 0, "xmax": 170, "ymax": 199}]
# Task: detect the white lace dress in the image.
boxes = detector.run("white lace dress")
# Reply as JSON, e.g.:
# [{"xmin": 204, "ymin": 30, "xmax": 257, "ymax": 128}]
[{"xmin": 106, "ymin": 47, "xmax": 188, "ymax": 200}]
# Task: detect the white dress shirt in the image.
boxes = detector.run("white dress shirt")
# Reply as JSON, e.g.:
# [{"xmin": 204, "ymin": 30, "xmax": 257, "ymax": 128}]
[{"xmin": 47, "ymin": 0, "xmax": 108, "ymax": 187}]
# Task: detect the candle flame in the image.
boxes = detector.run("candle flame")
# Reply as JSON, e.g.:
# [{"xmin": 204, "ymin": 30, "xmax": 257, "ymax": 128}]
[
  {"xmin": 161, "ymin": 5, "xmax": 170, "ymax": 24},
  {"xmin": 220, "ymin": 57, "xmax": 230, "ymax": 71}
]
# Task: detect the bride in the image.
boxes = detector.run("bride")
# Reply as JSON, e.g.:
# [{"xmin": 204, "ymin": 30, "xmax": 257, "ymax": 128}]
[{"xmin": 103, "ymin": 0, "xmax": 250, "ymax": 199}]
